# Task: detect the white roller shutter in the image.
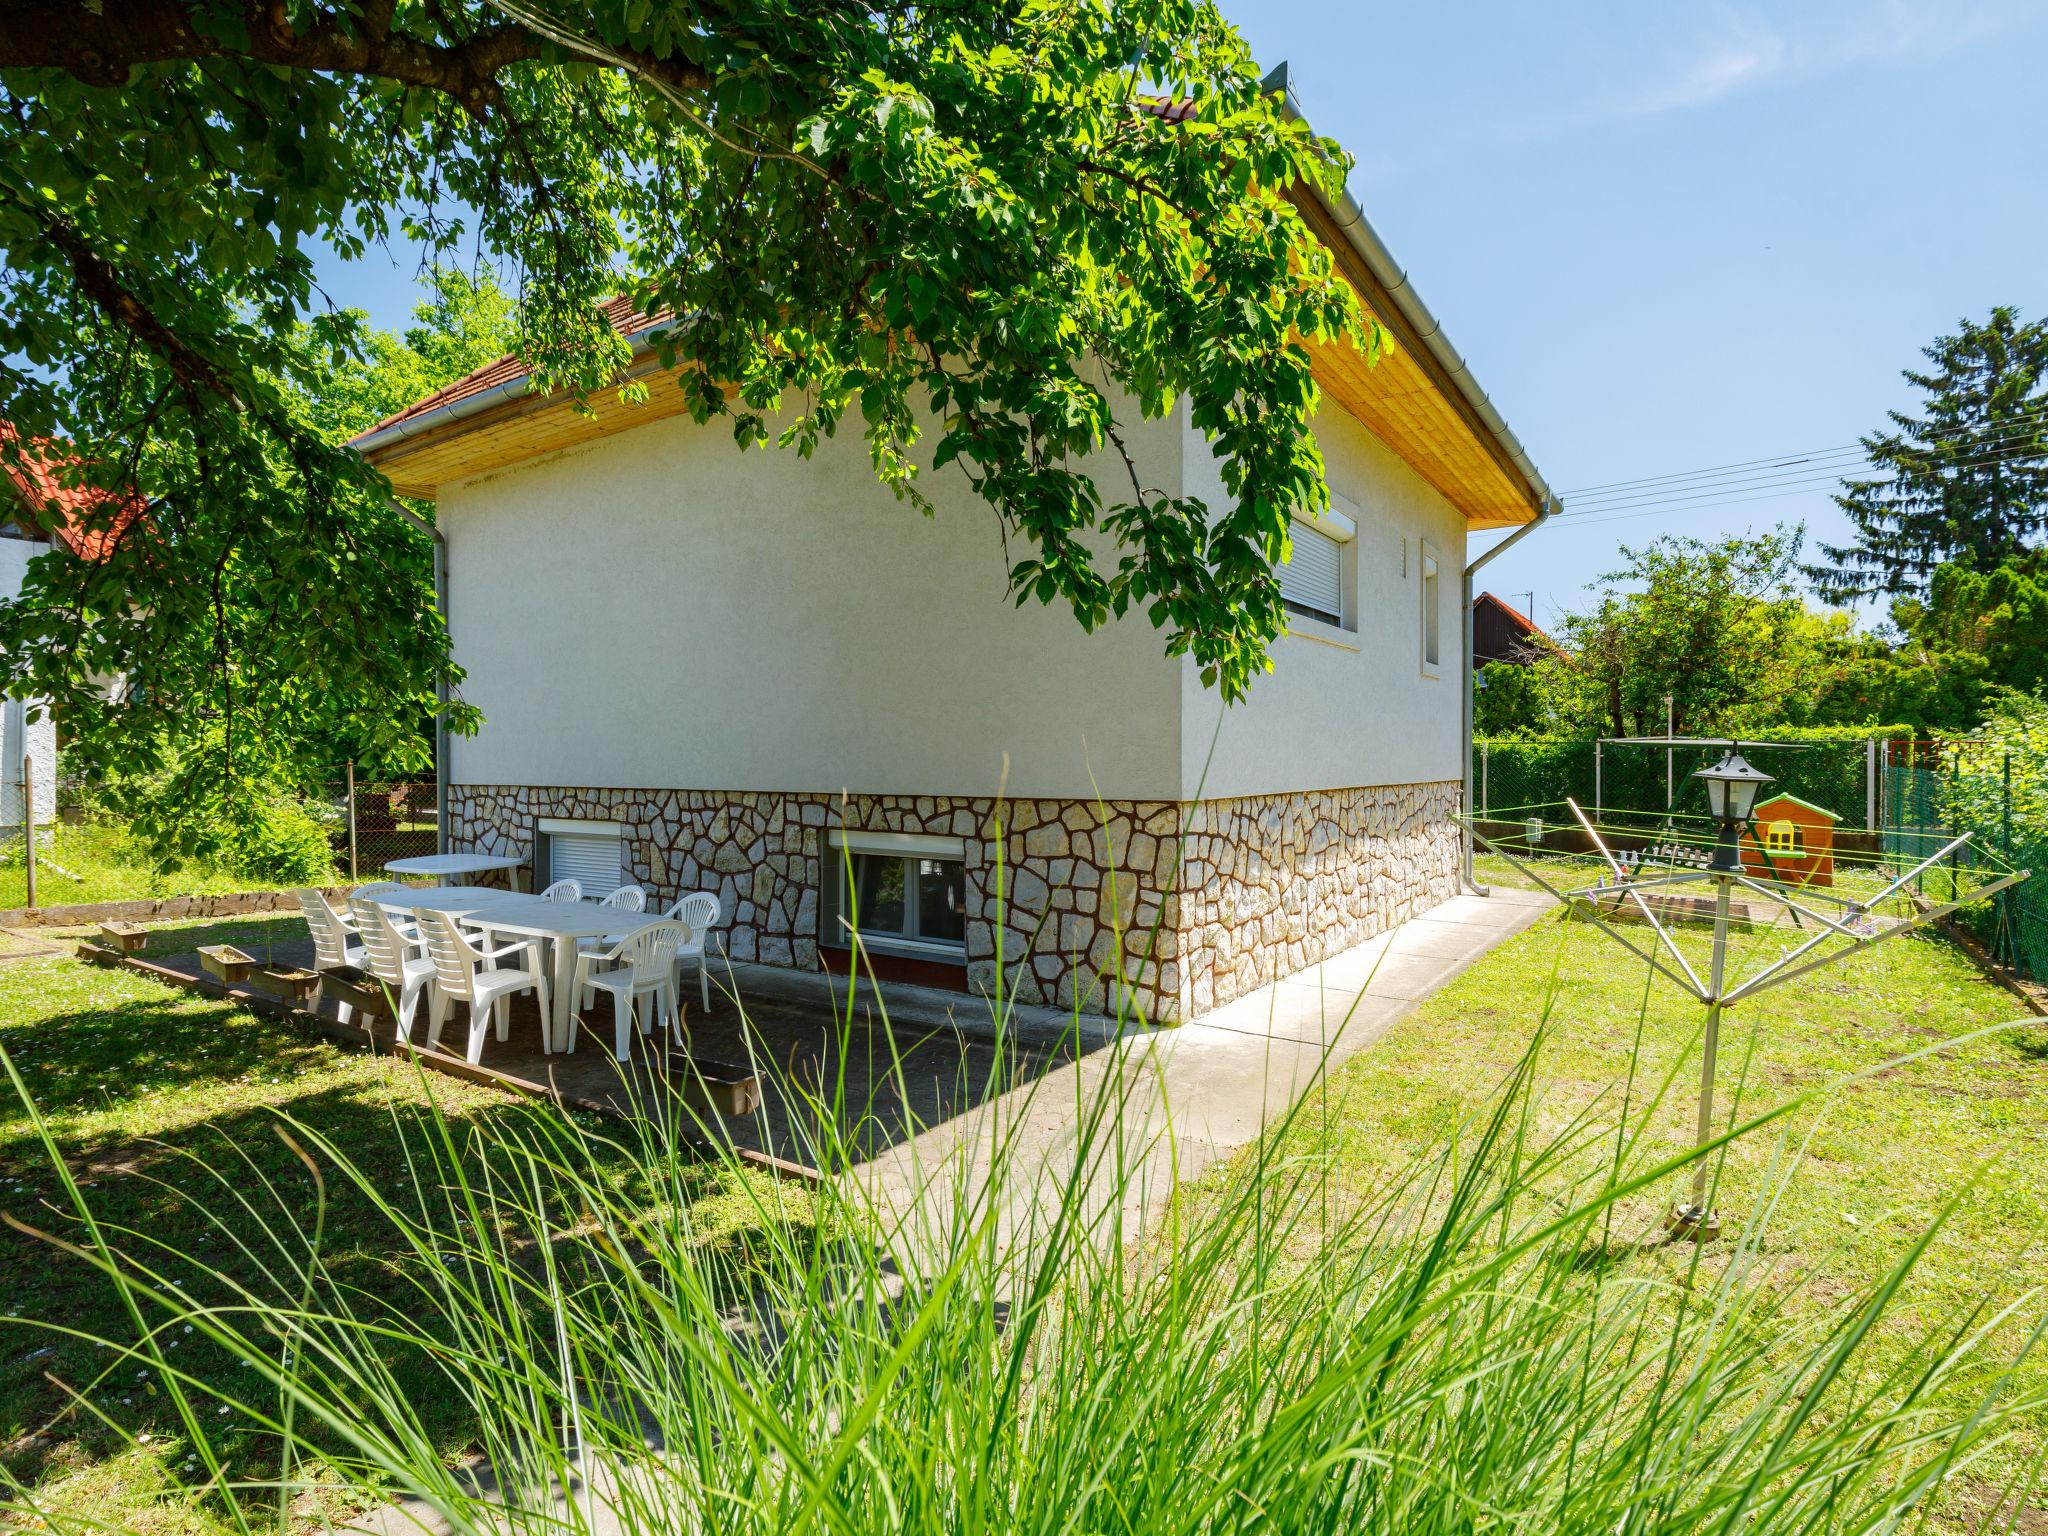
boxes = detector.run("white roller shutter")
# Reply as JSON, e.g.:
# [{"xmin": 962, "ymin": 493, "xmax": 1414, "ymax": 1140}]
[
  {"xmin": 546, "ymin": 827, "xmax": 623, "ymax": 896},
  {"xmin": 1278, "ymin": 523, "xmax": 1344, "ymax": 624}
]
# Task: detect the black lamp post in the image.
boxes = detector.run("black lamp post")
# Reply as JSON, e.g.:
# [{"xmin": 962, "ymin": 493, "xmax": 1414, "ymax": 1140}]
[
  {"xmin": 1694, "ymin": 751, "xmax": 1773, "ymax": 871},
  {"xmin": 1663, "ymin": 749, "xmax": 1776, "ymax": 1240}
]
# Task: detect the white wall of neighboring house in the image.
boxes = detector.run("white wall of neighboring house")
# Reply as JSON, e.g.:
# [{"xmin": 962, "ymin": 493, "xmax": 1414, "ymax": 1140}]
[
  {"xmin": 1178, "ymin": 402, "xmax": 1469, "ymax": 800},
  {"xmin": 0, "ymin": 535, "xmax": 58, "ymax": 831},
  {"xmin": 439, "ymin": 400, "xmax": 1190, "ymax": 803}
]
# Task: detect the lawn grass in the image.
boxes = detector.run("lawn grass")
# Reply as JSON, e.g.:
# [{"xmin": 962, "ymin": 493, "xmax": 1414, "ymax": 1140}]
[
  {"xmin": 0, "ymin": 823, "xmax": 330, "ymax": 910},
  {"xmin": 0, "ymin": 921, "xmax": 800, "ymax": 1533},
  {"xmin": 5, "ymin": 891, "xmax": 2046, "ymax": 1531},
  {"xmin": 1244, "ymin": 864, "xmax": 2048, "ymax": 1504}
]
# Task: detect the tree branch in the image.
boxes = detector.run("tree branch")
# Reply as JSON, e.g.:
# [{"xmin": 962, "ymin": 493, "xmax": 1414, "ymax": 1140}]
[
  {"xmin": 0, "ymin": 0, "xmax": 709, "ymax": 107},
  {"xmin": 14, "ymin": 196, "xmax": 237, "ymax": 407}
]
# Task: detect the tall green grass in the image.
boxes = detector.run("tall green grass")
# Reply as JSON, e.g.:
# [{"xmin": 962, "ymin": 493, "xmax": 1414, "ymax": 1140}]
[{"xmin": 3, "ymin": 935, "xmax": 2044, "ymax": 1535}]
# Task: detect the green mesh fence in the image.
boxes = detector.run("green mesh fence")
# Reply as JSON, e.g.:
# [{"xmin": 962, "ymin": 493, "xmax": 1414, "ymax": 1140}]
[
  {"xmin": 1475, "ymin": 736, "xmax": 2041, "ymax": 982},
  {"xmin": 1886, "ymin": 751, "xmax": 2045, "ymax": 984},
  {"xmin": 1474, "ymin": 739, "xmax": 1879, "ymax": 827}
]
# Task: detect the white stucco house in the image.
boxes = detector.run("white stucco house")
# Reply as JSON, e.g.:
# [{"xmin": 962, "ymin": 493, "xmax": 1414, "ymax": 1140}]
[{"xmin": 352, "ymin": 119, "xmax": 1553, "ymax": 1023}]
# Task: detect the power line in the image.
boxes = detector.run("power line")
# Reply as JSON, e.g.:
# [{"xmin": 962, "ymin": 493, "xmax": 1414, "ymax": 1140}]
[
  {"xmin": 1550, "ymin": 397, "xmax": 2048, "ymax": 499},
  {"xmin": 1552, "ymin": 440, "xmax": 2048, "ymax": 529},
  {"xmin": 1555, "ymin": 441, "xmax": 2048, "ymax": 521},
  {"xmin": 1555, "ymin": 408, "xmax": 2048, "ymax": 513}
]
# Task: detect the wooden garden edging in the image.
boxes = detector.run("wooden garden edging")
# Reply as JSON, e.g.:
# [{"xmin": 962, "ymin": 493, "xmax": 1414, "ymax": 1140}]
[{"xmin": 4, "ymin": 887, "xmax": 349, "ymax": 929}]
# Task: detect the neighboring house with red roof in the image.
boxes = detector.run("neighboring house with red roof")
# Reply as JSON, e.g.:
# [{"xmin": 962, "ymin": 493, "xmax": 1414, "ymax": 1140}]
[
  {"xmin": 350, "ymin": 87, "xmax": 1555, "ymax": 1023},
  {"xmin": 1472, "ymin": 591, "xmax": 1559, "ymax": 668},
  {"xmin": 0, "ymin": 428, "xmax": 142, "ymax": 829}
]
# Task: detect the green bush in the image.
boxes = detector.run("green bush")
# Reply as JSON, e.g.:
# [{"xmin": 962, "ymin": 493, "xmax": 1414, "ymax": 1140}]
[
  {"xmin": 220, "ymin": 793, "xmax": 338, "ymax": 885},
  {"xmin": 71, "ymin": 744, "xmax": 338, "ymax": 889}
]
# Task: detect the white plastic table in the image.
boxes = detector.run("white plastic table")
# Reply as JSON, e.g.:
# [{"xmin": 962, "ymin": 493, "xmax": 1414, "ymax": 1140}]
[
  {"xmin": 378, "ymin": 888, "xmax": 669, "ymax": 1052},
  {"xmin": 382, "ymin": 852, "xmax": 528, "ymax": 888}
]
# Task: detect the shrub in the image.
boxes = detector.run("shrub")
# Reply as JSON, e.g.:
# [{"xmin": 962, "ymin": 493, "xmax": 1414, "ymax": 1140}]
[
  {"xmin": 71, "ymin": 743, "xmax": 338, "ymax": 887},
  {"xmin": 219, "ymin": 792, "xmax": 337, "ymax": 885}
]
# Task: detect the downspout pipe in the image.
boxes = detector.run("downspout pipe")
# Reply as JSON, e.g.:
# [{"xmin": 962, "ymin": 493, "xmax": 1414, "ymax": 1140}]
[
  {"xmin": 386, "ymin": 498, "xmax": 452, "ymax": 853},
  {"xmin": 1462, "ymin": 501, "xmax": 1553, "ymax": 894}
]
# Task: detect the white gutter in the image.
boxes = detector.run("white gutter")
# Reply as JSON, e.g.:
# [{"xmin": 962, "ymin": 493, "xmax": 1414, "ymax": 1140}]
[
  {"xmin": 1261, "ymin": 63, "xmax": 1554, "ymax": 517},
  {"xmin": 348, "ymin": 320, "xmax": 678, "ymax": 462}
]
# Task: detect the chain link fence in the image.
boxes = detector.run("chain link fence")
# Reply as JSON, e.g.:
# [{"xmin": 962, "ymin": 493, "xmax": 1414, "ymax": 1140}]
[
  {"xmin": 1884, "ymin": 742, "xmax": 2044, "ymax": 984},
  {"xmin": 326, "ymin": 771, "xmax": 440, "ymax": 882},
  {"xmin": 1474, "ymin": 737, "xmax": 1881, "ymax": 827},
  {"xmin": 1476, "ymin": 734, "xmax": 2043, "ymax": 985},
  {"xmin": 2, "ymin": 762, "xmax": 439, "ymax": 911}
]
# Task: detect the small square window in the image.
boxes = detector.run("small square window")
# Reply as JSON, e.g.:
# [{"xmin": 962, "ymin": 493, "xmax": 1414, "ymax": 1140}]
[{"xmin": 540, "ymin": 820, "xmax": 623, "ymax": 896}]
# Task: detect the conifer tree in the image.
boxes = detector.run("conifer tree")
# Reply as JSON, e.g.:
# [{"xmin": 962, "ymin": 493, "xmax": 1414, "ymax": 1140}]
[{"xmin": 1810, "ymin": 307, "xmax": 2048, "ymax": 602}]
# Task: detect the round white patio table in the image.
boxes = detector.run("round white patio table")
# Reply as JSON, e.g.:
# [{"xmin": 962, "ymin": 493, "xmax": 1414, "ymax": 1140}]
[
  {"xmin": 376, "ymin": 887, "xmax": 672, "ymax": 1054},
  {"xmin": 382, "ymin": 852, "xmax": 527, "ymax": 888}
]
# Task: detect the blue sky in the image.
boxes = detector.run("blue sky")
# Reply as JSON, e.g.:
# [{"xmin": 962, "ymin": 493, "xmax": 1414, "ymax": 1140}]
[{"xmin": 317, "ymin": 0, "xmax": 2048, "ymax": 629}]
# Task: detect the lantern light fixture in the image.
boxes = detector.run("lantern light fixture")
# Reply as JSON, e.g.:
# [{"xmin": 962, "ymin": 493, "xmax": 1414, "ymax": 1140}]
[{"xmin": 1694, "ymin": 751, "xmax": 1773, "ymax": 870}]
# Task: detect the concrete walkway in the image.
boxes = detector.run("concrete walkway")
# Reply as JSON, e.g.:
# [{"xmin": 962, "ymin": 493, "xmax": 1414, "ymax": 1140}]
[{"xmin": 855, "ymin": 887, "xmax": 1557, "ymax": 1268}]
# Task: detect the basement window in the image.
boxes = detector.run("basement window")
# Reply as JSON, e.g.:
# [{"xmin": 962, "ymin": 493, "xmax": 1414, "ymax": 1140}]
[
  {"xmin": 539, "ymin": 819, "xmax": 624, "ymax": 897},
  {"xmin": 825, "ymin": 830, "xmax": 967, "ymax": 955}
]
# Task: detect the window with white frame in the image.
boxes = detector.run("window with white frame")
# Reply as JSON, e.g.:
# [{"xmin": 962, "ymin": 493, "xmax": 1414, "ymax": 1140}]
[
  {"xmin": 1419, "ymin": 541, "xmax": 1442, "ymax": 675},
  {"xmin": 540, "ymin": 819, "xmax": 624, "ymax": 896},
  {"xmin": 1275, "ymin": 493, "xmax": 1358, "ymax": 631},
  {"xmin": 824, "ymin": 830, "xmax": 967, "ymax": 954}
]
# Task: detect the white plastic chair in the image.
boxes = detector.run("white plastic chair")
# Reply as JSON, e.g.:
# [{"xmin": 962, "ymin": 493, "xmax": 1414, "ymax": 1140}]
[
  {"xmin": 347, "ymin": 893, "xmax": 437, "ymax": 1042},
  {"xmin": 540, "ymin": 879, "xmax": 583, "ymax": 903},
  {"xmin": 570, "ymin": 920, "xmax": 689, "ymax": 1062},
  {"xmin": 664, "ymin": 892, "xmax": 722, "ymax": 1012},
  {"xmin": 576, "ymin": 885, "xmax": 650, "ymax": 971},
  {"xmin": 419, "ymin": 910, "xmax": 552, "ymax": 1065},
  {"xmin": 297, "ymin": 890, "xmax": 364, "ymax": 1022}
]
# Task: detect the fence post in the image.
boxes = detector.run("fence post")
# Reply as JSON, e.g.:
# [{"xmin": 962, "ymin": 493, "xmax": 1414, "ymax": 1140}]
[
  {"xmin": 1665, "ymin": 693, "xmax": 1674, "ymax": 809},
  {"xmin": 21, "ymin": 753, "xmax": 35, "ymax": 910},
  {"xmin": 1594, "ymin": 739, "xmax": 1603, "ymax": 815},
  {"xmin": 345, "ymin": 759, "xmax": 359, "ymax": 881},
  {"xmin": 1865, "ymin": 738, "xmax": 1878, "ymax": 831},
  {"xmin": 1481, "ymin": 742, "xmax": 1489, "ymax": 817}
]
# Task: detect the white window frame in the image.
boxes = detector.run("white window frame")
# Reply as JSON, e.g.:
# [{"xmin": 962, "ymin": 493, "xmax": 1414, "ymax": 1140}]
[
  {"xmin": 1419, "ymin": 539, "xmax": 1443, "ymax": 678},
  {"xmin": 823, "ymin": 829, "xmax": 969, "ymax": 958},
  {"xmin": 1276, "ymin": 492, "xmax": 1359, "ymax": 640}
]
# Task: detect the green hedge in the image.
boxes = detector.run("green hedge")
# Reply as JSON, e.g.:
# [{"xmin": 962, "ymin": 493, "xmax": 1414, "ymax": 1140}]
[{"xmin": 1474, "ymin": 733, "xmax": 1888, "ymax": 826}]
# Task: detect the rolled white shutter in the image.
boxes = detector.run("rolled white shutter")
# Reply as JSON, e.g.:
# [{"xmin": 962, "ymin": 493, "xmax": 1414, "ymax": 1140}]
[
  {"xmin": 548, "ymin": 829, "xmax": 622, "ymax": 895},
  {"xmin": 1279, "ymin": 523, "xmax": 1344, "ymax": 623}
]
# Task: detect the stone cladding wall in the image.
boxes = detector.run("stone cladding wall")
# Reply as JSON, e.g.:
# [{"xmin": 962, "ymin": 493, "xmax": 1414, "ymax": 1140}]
[
  {"xmin": 1175, "ymin": 782, "xmax": 1462, "ymax": 1016},
  {"xmin": 447, "ymin": 780, "xmax": 1459, "ymax": 1021}
]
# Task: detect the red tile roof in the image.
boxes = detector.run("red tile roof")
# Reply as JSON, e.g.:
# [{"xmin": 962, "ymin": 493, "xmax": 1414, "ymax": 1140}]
[
  {"xmin": 0, "ymin": 425, "xmax": 145, "ymax": 560},
  {"xmin": 355, "ymin": 296, "xmax": 674, "ymax": 440}
]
